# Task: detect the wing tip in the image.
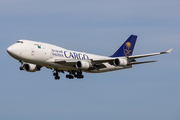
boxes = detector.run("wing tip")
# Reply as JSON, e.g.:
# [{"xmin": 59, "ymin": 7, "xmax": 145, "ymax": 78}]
[
  {"xmin": 160, "ymin": 48, "xmax": 173, "ymax": 54},
  {"xmin": 166, "ymin": 48, "xmax": 173, "ymax": 53}
]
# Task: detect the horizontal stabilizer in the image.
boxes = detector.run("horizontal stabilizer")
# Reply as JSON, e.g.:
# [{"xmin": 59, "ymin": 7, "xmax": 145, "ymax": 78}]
[{"xmin": 129, "ymin": 60, "xmax": 157, "ymax": 65}]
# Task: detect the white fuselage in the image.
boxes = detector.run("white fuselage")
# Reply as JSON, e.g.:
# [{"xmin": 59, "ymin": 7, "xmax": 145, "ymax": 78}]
[{"xmin": 7, "ymin": 40, "xmax": 132, "ymax": 73}]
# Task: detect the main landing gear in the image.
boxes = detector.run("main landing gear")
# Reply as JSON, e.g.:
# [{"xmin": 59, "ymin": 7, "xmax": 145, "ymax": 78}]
[
  {"xmin": 53, "ymin": 70, "xmax": 60, "ymax": 80},
  {"xmin": 52, "ymin": 70, "xmax": 84, "ymax": 80},
  {"xmin": 66, "ymin": 71, "xmax": 84, "ymax": 79}
]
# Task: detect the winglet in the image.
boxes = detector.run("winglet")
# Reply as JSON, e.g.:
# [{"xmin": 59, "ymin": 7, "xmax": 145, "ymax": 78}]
[
  {"xmin": 160, "ymin": 48, "xmax": 173, "ymax": 54},
  {"xmin": 166, "ymin": 48, "xmax": 173, "ymax": 53}
]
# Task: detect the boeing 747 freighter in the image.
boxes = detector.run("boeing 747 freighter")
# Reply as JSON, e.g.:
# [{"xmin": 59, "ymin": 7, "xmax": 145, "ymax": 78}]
[{"xmin": 7, "ymin": 35, "xmax": 172, "ymax": 80}]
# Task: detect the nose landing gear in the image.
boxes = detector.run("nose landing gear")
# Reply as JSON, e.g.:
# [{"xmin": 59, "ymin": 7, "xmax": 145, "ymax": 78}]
[{"xmin": 19, "ymin": 61, "xmax": 24, "ymax": 70}]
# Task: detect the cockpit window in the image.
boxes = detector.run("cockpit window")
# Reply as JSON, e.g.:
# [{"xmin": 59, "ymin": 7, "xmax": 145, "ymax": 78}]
[{"xmin": 17, "ymin": 41, "xmax": 23, "ymax": 43}]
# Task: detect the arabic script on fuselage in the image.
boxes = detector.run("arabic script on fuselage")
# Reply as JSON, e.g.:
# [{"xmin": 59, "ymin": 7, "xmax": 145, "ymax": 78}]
[{"xmin": 51, "ymin": 49, "xmax": 89, "ymax": 59}]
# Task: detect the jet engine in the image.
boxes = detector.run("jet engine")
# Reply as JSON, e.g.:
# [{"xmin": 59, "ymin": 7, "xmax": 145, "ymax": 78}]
[
  {"xmin": 23, "ymin": 63, "xmax": 40, "ymax": 72},
  {"xmin": 76, "ymin": 61, "xmax": 90, "ymax": 70},
  {"xmin": 113, "ymin": 58, "xmax": 128, "ymax": 66}
]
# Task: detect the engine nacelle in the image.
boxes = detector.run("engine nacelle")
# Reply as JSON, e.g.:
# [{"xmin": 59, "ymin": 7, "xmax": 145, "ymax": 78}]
[
  {"xmin": 76, "ymin": 61, "xmax": 90, "ymax": 70},
  {"xmin": 113, "ymin": 58, "xmax": 128, "ymax": 66},
  {"xmin": 23, "ymin": 63, "xmax": 40, "ymax": 72}
]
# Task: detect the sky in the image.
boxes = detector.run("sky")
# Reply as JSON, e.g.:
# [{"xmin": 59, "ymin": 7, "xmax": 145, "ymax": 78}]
[{"xmin": 0, "ymin": 0, "xmax": 180, "ymax": 120}]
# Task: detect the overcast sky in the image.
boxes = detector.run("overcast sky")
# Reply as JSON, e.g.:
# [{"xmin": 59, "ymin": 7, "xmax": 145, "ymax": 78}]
[{"xmin": 0, "ymin": 0, "xmax": 180, "ymax": 120}]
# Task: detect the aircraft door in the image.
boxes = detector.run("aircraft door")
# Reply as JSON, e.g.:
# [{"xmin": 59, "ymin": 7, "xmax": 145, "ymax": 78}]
[
  {"xmin": 31, "ymin": 48, "xmax": 35, "ymax": 55},
  {"xmin": 50, "ymin": 51, "xmax": 53, "ymax": 58}
]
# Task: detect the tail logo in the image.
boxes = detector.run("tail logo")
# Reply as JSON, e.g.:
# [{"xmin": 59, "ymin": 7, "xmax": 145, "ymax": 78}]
[{"xmin": 124, "ymin": 42, "xmax": 132, "ymax": 56}]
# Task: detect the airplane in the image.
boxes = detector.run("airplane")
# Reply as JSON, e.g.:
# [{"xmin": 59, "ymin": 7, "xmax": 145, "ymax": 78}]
[{"xmin": 7, "ymin": 35, "xmax": 172, "ymax": 80}]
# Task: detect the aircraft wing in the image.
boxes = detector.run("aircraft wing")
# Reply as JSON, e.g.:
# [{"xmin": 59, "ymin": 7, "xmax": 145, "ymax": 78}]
[
  {"xmin": 47, "ymin": 58, "xmax": 115, "ymax": 69},
  {"xmin": 46, "ymin": 56, "xmax": 117, "ymax": 65},
  {"xmin": 50, "ymin": 58, "xmax": 113, "ymax": 66},
  {"xmin": 52, "ymin": 59, "xmax": 85, "ymax": 66},
  {"xmin": 47, "ymin": 48, "xmax": 172, "ymax": 68},
  {"xmin": 128, "ymin": 48, "xmax": 173, "ymax": 59},
  {"xmin": 54, "ymin": 58, "xmax": 115, "ymax": 63}
]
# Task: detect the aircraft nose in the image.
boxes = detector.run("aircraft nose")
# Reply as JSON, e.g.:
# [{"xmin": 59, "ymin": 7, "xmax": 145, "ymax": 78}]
[
  {"xmin": 7, "ymin": 45, "xmax": 19, "ymax": 57},
  {"xmin": 7, "ymin": 46, "xmax": 13, "ymax": 54}
]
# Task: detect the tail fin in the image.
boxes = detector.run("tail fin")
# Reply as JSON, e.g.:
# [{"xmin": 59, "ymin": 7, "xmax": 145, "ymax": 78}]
[{"xmin": 110, "ymin": 35, "xmax": 137, "ymax": 57}]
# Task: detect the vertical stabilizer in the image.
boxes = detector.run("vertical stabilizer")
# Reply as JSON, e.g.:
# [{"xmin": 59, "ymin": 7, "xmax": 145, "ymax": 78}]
[{"xmin": 110, "ymin": 35, "xmax": 137, "ymax": 57}]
